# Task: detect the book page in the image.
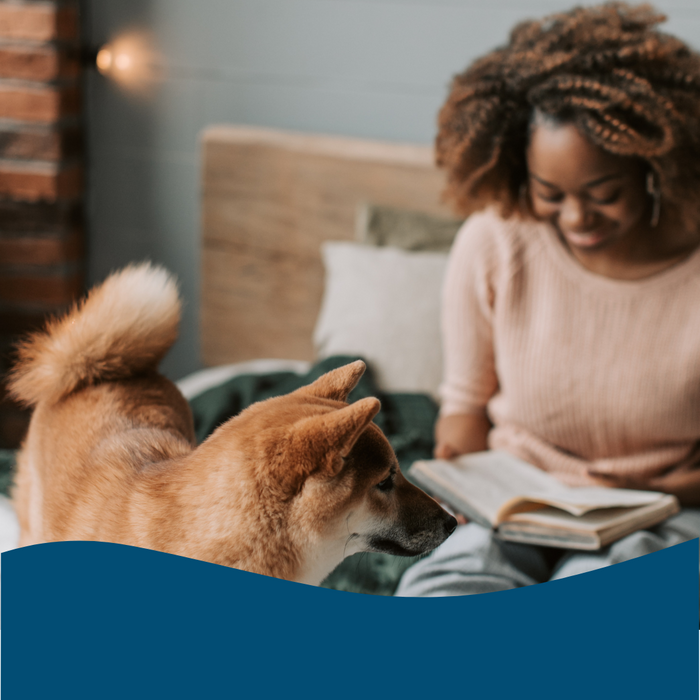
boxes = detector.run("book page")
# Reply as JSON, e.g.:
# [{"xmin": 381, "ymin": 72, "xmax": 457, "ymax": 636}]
[
  {"xmin": 411, "ymin": 451, "xmax": 664, "ymax": 526},
  {"xmin": 511, "ymin": 487, "xmax": 663, "ymax": 518},
  {"xmin": 499, "ymin": 495, "xmax": 679, "ymax": 549},
  {"xmin": 506, "ymin": 505, "xmax": 639, "ymax": 532},
  {"xmin": 412, "ymin": 451, "xmax": 575, "ymax": 524},
  {"xmin": 411, "ymin": 456, "xmax": 516, "ymax": 524}
]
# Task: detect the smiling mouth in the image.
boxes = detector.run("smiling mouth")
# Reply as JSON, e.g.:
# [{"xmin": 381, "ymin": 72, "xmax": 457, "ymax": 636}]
[{"xmin": 562, "ymin": 229, "xmax": 608, "ymax": 248}]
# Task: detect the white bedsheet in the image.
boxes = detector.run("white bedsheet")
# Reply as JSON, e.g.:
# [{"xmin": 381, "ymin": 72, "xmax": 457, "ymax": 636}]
[
  {"xmin": 175, "ymin": 359, "xmax": 311, "ymax": 399},
  {"xmin": 0, "ymin": 495, "xmax": 19, "ymax": 555}
]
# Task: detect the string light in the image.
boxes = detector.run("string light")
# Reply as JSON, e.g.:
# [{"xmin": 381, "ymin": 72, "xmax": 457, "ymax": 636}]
[{"xmin": 92, "ymin": 32, "xmax": 160, "ymax": 90}]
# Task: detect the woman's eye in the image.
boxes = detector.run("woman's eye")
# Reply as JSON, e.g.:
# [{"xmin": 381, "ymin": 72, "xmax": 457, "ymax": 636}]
[
  {"xmin": 590, "ymin": 192, "xmax": 620, "ymax": 205},
  {"xmin": 535, "ymin": 191, "xmax": 562, "ymax": 203},
  {"xmin": 376, "ymin": 474, "xmax": 395, "ymax": 492}
]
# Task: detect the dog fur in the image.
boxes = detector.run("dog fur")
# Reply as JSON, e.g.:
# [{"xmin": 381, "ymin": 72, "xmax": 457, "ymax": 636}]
[{"xmin": 9, "ymin": 263, "xmax": 456, "ymax": 585}]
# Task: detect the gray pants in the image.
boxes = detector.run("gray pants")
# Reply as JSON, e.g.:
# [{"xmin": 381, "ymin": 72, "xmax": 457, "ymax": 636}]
[{"xmin": 395, "ymin": 508, "xmax": 700, "ymax": 597}]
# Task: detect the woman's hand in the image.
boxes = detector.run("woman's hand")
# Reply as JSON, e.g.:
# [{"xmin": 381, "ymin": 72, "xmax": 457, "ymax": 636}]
[
  {"xmin": 588, "ymin": 466, "xmax": 700, "ymax": 507},
  {"xmin": 434, "ymin": 412, "xmax": 491, "ymax": 459},
  {"xmin": 433, "ymin": 412, "xmax": 492, "ymax": 523}
]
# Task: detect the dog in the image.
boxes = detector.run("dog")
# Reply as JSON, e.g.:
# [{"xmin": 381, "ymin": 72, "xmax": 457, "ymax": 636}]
[{"xmin": 9, "ymin": 263, "xmax": 457, "ymax": 585}]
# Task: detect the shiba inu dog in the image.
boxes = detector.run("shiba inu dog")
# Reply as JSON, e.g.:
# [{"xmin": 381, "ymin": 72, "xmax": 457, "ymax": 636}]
[{"xmin": 9, "ymin": 263, "xmax": 457, "ymax": 585}]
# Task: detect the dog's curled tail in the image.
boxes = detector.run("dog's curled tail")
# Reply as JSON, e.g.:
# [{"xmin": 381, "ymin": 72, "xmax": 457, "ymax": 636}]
[{"xmin": 9, "ymin": 263, "xmax": 180, "ymax": 407}]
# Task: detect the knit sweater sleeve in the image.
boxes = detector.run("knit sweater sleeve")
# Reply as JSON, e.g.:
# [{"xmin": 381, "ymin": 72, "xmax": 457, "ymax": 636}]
[{"xmin": 439, "ymin": 210, "xmax": 501, "ymax": 416}]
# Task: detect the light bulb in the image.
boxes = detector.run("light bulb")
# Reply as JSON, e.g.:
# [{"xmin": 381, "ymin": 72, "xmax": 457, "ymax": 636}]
[{"xmin": 95, "ymin": 47, "xmax": 112, "ymax": 73}]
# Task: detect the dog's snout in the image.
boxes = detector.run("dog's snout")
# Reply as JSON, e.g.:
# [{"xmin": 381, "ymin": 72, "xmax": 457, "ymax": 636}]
[{"xmin": 445, "ymin": 514, "xmax": 458, "ymax": 537}]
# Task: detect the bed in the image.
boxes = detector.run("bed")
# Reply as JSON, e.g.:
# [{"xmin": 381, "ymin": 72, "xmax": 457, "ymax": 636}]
[{"xmin": 0, "ymin": 125, "xmax": 478, "ymax": 595}]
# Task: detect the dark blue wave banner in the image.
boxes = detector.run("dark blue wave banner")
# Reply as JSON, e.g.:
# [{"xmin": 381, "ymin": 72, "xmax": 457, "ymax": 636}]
[{"xmin": 2, "ymin": 540, "xmax": 698, "ymax": 699}]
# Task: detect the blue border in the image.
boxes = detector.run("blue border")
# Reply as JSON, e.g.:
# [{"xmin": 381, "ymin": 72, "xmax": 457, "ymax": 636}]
[{"xmin": 2, "ymin": 539, "xmax": 698, "ymax": 699}]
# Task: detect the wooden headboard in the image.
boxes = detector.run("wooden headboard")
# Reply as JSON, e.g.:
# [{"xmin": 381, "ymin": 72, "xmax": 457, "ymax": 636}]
[{"xmin": 200, "ymin": 125, "xmax": 453, "ymax": 367}]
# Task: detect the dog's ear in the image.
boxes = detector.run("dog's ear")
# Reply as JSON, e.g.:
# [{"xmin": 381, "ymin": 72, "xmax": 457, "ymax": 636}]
[
  {"xmin": 291, "ymin": 396, "xmax": 380, "ymax": 475},
  {"xmin": 319, "ymin": 396, "xmax": 380, "ymax": 458},
  {"xmin": 298, "ymin": 360, "xmax": 366, "ymax": 402}
]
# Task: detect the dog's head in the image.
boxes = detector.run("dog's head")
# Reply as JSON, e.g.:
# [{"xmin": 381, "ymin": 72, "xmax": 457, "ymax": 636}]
[{"xmin": 211, "ymin": 360, "xmax": 457, "ymax": 584}]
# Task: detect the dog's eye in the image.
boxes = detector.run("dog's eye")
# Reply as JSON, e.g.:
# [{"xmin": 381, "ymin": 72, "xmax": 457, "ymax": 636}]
[{"xmin": 376, "ymin": 474, "xmax": 395, "ymax": 493}]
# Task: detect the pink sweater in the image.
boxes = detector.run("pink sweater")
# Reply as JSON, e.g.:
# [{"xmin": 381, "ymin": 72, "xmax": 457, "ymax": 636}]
[{"xmin": 440, "ymin": 208, "xmax": 700, "ymax": 486}]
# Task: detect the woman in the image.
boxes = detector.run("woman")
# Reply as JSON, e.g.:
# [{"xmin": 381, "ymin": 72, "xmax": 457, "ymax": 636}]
[{"xmin": 397, "ymin": 2, "xmax": 700, "ymax": 596}]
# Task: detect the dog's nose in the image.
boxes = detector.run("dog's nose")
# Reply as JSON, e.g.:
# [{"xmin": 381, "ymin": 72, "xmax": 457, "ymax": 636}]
[{"xmin": 445, "ymin": 515, "xmax": 458, "ymax": 536}]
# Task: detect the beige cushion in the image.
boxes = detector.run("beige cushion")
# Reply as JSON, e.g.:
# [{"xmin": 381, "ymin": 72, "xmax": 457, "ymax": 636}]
[{"xmin": 356, "ymin": 203, "xmax": 463, "ymax": 252}]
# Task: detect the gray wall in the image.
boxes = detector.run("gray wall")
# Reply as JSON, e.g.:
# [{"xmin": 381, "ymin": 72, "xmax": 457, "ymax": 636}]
[{"xmin": 82, "ymin": 0, "xmax": 700, "ymax": 380}]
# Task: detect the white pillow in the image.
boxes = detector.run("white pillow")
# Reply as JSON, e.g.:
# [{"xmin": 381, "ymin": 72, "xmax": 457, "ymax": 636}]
[{"xmin": 314, "ymin": 242, "xmax": 447, "ymax": 398}]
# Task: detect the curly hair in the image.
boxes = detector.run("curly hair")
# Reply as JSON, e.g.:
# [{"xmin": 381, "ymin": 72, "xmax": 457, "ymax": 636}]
[{"xmin": 437, "ymin": 2, "xmax": 700, "ymax": 229}]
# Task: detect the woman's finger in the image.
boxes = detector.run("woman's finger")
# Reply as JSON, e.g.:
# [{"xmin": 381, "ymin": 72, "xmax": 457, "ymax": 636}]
[{"xmin": 434, "ymin": 443, "xmax": 457, "ymax": 459}]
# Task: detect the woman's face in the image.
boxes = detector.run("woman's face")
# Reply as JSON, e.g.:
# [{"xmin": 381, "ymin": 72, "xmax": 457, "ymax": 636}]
[{"xmin": 526, "ymin": 120, "xmax": 650, "ymax": 257}]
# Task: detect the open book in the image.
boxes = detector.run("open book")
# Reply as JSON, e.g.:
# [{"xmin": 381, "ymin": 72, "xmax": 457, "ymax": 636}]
[{"xmin": 409, "ymin": 451, "xmax": 680, "ymax": 550}]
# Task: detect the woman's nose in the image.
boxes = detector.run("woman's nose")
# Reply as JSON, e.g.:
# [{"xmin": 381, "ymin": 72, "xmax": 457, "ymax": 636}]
[{"xmin": 559, "ymin": 197, "xmax": 592, "ymax": 231}]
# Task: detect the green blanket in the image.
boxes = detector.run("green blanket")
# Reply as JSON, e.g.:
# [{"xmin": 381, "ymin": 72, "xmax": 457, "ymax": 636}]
[
  {"xmin": 0, "ymin": 449, "xmax": 15, "ymax": 497},
  {"xmin": 0, "ymin": 356, "xmax": 439, "ymax": 595}
]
